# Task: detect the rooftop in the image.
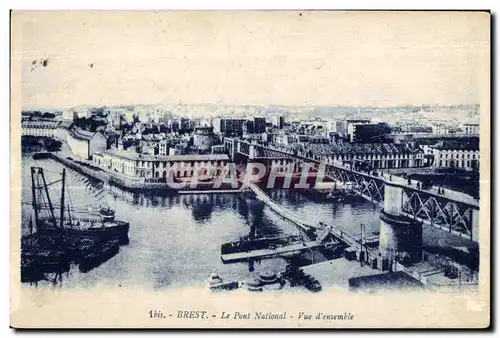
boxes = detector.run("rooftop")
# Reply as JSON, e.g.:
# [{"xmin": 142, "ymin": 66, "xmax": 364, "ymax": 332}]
[
  {"xmin": 105, "ymin": 148, "xmax": 229, "ymax": 162},
  {"xmin": 68, "ymin": 127, "xmax": 103, "ymax": 141},
  {"xmin": 21, "ymin": 121, "xmax": 60, "ymax": 129},
  {"xmin": 432, "ymin": 140, "xmax": 479, "ymax": 151},
  {"xmin": 303, "ymin": 142, "xmax": 423, "ymax": 156},
  {"xmin": 253, "ymin": 147, "xmax": 292, "ymax": 159}
]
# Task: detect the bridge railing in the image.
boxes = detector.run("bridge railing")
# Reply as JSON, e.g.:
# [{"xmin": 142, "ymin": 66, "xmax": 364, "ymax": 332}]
[{"xmin": 237, "ymin": 141, "xmax": 479, "ymax": 208}]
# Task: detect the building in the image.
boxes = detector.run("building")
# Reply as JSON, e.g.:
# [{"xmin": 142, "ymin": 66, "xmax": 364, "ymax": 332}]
[
  {"xmin": 211, "ymin": 144, "xmax": 227, "ymax": 154},
  {"xmin": 104, "ymin": 108, "xmax": 136, "ymax": 128},
  {"xmin": 212, "ymin": 118, "xmax": 245, "ymax": 137},
  {"xmin": 122, "ymin": 110, "xmax": 136, "ymax": 123},
  {"xmin": 420, "ymin": 144, "xmax": 434, "ymax": 156},
  {"xmin": 170, "ymin": 120, "xmax": 180, "ymax": 132},
  {"xmin": 391, "ymin": 124, "xmax": 433, "ymax": 134},
  {"xmin": 347, "ymin": 122, "xmax": 391, "ymax": 143},
  {"xmin": 432, "ymin": 124, "xmax": 456, "ymax": 135},
  {"xmin": 253, "ymin": 117, "xmax": 267, "ymax": 134},
  {"xmin": 158, "ymin": 139, "xmax": 169, "ymax": 156},
  {"xmin": 335, "ymin": 119, "xmax": 371, "ymax": 138},
  {"xmin": 262, "ymin": 132, "xmax": 278, "ymax": 144},
  {"xmin": 325, "ymin": 118, "xmax": 337, "ymax": 134},
  {"xmin": 180, "ymin": 117, "xmax": 191, "ymax": 131},
  {"xmin": 307, "ymin": 135, "xmax": 330, "ymax": 144},
  {"xmin": 21, "ymin": 121, "xmax": 60, "ymax": 138},
  {"xmin": 71, "ymin": 107, "xmax": 91, "ymax": 119},
  {"xmin": 269, "ymin": 115, "xmax": 285, "ymax": 129},
  {"xmin": 275, "ymin": 133, "xmax": 329, "ymax": 146},
  {"xmin": 431, "ymin": 140, "xmax": 479, "ymax": 171},
  {"xmin": 61, "ymin": 110, "xmax": 74, "ymax": 121},
  {"xmin": 252, "ymin": 149, "xmax": 302, "ymax": 175},
  {"xmin": 243, "ymin": 119, "xmax": 254, "ymax": 134},
  {"xmin": 462, "ymin": 123, "xmax": 480, "ymax": 135},
  {"xmin": 193, "ymin": 126, "xmax": 218, "ymax": 152},
  {"xmin": 243, "ymin": 116, "xmax": 266, "ymax": 134},
  {"xmin": 169, "ymin": 147, "xmax": 186, "ymax": 156},
  {"xmin": 310, "ymin": 118, "xmax": 329, "ymax": 131},
  {"xmin": 93, "ymin": 149, "xmax": 230, "ymax": 181},
  {"xmin": 301, "ymin": 143, "xmax": 425, "ymax": 169},
  {"xmin": 275, "ymin": 133, "xmax": 294, "ymax": 146},
  {"xmin": 67, "ymin": 127, "xmax": 107, "ymax": 160}
]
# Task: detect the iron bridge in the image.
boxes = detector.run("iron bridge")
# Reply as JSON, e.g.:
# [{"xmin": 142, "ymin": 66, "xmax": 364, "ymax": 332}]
[{"xmin": 234, "ymin": 140, "xmax": 480, "ymax": 241}]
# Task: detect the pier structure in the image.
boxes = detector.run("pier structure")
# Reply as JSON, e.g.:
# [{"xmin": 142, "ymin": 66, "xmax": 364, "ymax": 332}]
[
  {"xmin": 378, "ymin": 182, "xmax": 423, "ymax": 265},
  {"xmin": 238, "ymin": 182, "xmax": 378, "ymax": 261},
  {"xmin": 220, "ymin": 241, "xmax": 325, "ymax": 264}
]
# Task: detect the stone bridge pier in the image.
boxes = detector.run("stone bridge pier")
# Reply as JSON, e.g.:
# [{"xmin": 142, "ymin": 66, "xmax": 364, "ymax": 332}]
[{"xmin": 378, "ymin": 181, "xmax": 423, "ymax": 268}]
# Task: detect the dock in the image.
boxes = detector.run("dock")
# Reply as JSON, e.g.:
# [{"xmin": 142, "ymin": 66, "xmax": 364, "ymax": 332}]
[
  {"xmin": 178, "ymin": 189, "xmax": 241, "ymax": 194},
  {"xmin": 230, "ymin": 183, "xmax": 380, "ymax": 264},
  {"xmin": 221, "ymin": 240, "xmax": 325, "ymax": 264}
]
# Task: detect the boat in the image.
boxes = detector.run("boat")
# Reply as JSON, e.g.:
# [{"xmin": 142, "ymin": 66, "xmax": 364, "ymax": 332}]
[
  {"xmin": 206, "ymin": 271, "xmax": 239, "ymax": 291},
  {"xmin": 325, "ymin": 181, "xmax": 345, "ymax": 201},
  {"xmin": 325, "ymin": 182, "xmax": 361, "ymax": 202},
  {"xmin": 326, "ymin": 190, "xmax": 344, "ymax": 201},
  {"xmin": 304, "ymin": 278, "xmax": 322, "ymax": 293},
  {"xmin": 20, "ymin": 255, "xmax": 41, "ymax": 283},
  {"xmin": 259, "ymin": 271, "xmax": 285, "ymax": 290},
  {"xmin": 32, "ymin": 152, "xmax": 52, "ymax": 160},
  {"xmin": 241, "ymin": 272, "xmax": 285, "ymax": 292},
  {"xmin": 21, "ymin": 247, "xmax": 71, "ymax": 282},
  {"xmin": 259, "ymin": 271, "xmax": 279, "ymax": 284},
  {"xmin": 221, "ymin": 235, "xmax": 304, "ymax": 256},
  {"xmin": 29, "ymin": 167, "xmax": 130, "ymax": 245},
  {"xmin": 37, "ymin": 209, "xmax": 130, "ymax": 245},
  {"xmin": 245, "ymin": 277, "xmax": 264, "ymax": 292},
  {"xmin": 78, "ymin": 239, "xmax": 120, "ymax": 273},
  {"xmin": 282, "ymin": 264, "xmax": 322, "ymax": 292}
]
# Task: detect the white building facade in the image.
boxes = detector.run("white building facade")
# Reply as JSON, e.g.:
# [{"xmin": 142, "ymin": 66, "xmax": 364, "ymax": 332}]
[
  {"xmin": 432, "ymin": 144, "xmax": 479, "ymax": 171},
  {"xmin": 93, "ymin": 149, "xmax": 231, "ymax": 181},
  {"xmin": 67, "ymin": 128, "xmax": 107, "ymax": 160},
  {"xmin": 21, "ymin": 121, "xmax": 59, "ymax": 138},
  {"xmin": 462, "ymin": 123, "xmax": 480, "ymax": 135}
]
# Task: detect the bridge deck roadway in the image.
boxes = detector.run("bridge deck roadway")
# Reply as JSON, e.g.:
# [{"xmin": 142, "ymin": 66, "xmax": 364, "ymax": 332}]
[
  {"xmin": 237, "ymin": 143, "xmax": 479, "ymax": 209},
  {"xmin": 361, "ymin": 168, "xmax": 479, "ymax": 208}
]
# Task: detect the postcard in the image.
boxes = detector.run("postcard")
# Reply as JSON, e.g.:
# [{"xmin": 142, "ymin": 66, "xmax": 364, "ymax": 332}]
[{"xmin": 10, "ymin": 10, "xmax": 490, "ymax": 328}]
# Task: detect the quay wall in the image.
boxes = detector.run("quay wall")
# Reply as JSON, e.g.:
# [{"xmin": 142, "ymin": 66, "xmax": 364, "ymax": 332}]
[{"xmin": 48, "ymin": 152, "xmax": 240, "ymax": 193}]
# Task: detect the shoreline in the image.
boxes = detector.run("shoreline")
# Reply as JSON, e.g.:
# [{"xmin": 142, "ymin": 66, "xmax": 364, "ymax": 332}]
[{"xmin": 42, "ymin": 152, "xmax": 243, "ymax": 193}]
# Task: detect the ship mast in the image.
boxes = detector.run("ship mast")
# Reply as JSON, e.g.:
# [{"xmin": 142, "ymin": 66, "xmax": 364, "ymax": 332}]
[
  {"xmin": 60, "ymin": 168, "xmax": 66, "ymax": 229},
  {"xmin": 29, "ymin": 215, "xmax": 33, "ymax": 236},
  {"xmin": 30, "ymin": 167, "xmax": 39, "ymax": 228},
  {"xmin": 40, "ymin": 168, "xmax": 58, "ymax": 229}
]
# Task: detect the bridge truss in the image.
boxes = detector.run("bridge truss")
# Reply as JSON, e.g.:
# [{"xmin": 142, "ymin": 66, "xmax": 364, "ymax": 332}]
[
  {"xmin": 400, "ymin": 188, "xmax": 477, "ymax": 240},
  {"xmin": 236, "ymin": 141, "xmax": 479, "ymax": 241},
  {"xmin": 324, "ymin": 165, "xmax": 385, "ymax": 204}
]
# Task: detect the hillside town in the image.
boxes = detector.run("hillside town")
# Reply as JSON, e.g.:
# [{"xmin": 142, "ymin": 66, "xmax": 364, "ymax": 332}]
[
  {"xmin": 20, "ymin": 102, "xmax": 482, "ymax": 294},
  {"xmin": 21, "ymin": 104, "xmax": 480, "ymax": 195}
]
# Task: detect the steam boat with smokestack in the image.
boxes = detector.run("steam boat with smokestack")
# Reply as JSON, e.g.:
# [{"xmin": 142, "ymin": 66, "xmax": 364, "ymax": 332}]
[{"xmin": 28, "ymin": 167, "xmax": 129, "ymax": 245}]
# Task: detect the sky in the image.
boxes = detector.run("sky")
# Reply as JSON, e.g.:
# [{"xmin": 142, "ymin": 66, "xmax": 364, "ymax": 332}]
[{"xmin": 13, "ymin": 11, "xmax": 490, "ymax": 109}]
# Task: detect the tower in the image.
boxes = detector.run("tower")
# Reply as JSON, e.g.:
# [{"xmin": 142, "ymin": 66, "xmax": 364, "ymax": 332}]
[{"xmin": 378, "ymin": 182, "xmax": 423, "ymax": 270}]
